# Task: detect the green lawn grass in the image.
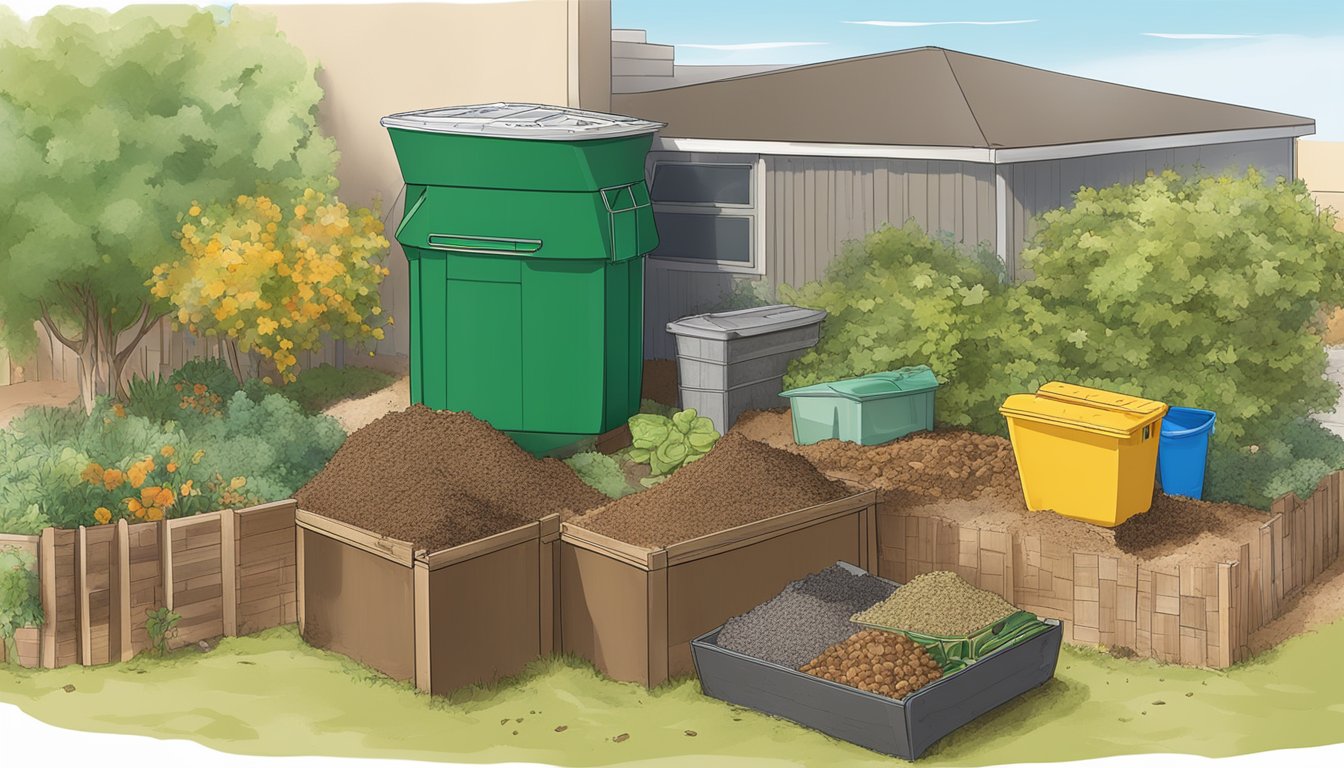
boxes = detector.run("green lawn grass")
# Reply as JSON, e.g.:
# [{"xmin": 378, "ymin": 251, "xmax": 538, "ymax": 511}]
[{"xmin": 3, "ymin": 620, "xmax": 1343, "ymax": 766}]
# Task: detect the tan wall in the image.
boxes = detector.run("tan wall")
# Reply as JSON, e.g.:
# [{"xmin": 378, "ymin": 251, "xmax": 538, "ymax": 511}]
[
  {"xmin": 1299, "ymin": 140, "xmax": 1344, "ymax": 231},
  {"xmin": 246, "ymin": 1, "xmax": 613, "ymax": 357}
]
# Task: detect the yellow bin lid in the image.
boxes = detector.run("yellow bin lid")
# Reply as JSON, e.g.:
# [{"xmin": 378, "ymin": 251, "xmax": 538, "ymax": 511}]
[{"xmin": 999, "ymin": 382, "xmax": 1167, "ymax": 438}]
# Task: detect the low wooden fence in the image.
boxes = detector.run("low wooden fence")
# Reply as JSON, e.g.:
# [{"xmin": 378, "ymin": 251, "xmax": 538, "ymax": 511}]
[
  {"xmin": 0, "ymin": 500, "xmax": 297, "ymax": 668},
  {"xmin": 879, "ymin": 471, "xmax": 1344, "ymax": 668}
]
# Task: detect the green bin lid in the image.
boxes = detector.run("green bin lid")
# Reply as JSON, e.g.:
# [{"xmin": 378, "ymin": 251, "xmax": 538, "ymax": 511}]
[
  {"xmin": 380, "ymin": 102, "xmax": 663, "ymax": 141},
  {"xmin": 780, "ymin": 366, "xmax": 939, "ymax": 401}
]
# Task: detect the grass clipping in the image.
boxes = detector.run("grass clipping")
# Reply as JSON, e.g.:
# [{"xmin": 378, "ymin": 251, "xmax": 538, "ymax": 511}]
[{"xmin": 853, "ymin": 570, "xmax": 1017, "ymax": 635}]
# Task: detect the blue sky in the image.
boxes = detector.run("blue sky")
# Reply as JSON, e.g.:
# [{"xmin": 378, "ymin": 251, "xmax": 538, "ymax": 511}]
[{"xmin": 614, "ymin": 0, "xmax": 1344, "ymax": 139}]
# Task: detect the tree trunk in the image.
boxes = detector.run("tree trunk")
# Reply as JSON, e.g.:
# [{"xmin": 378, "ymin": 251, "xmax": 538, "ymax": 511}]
[{"xmin": 223, "ymin": 337, "xmax": 246, "ymax": 385}]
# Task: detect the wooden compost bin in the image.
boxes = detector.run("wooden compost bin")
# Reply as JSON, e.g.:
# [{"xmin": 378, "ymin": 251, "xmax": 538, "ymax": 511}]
[
  {"xmin": 559, "ymin": 486, "xmax": 879, "ymax": 687},
  {"xmin": 296, "ymin": 509, "xmax": 558, "ymax": 695}
]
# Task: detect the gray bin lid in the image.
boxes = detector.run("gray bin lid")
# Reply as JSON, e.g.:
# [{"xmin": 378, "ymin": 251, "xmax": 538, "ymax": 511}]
[
  {"xmin": 666, "ymin": 305, "xmax": 827, "ymax": 341},
  {"xmin": 379, "ymin": 102, "xmax": 663, "ymax": 140}
]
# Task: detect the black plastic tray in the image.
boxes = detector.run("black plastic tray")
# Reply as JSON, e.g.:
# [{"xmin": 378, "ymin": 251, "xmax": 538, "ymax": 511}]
[{"xmin": 691, "ymin": 608, "xmax": 1062, "ymax": 759}]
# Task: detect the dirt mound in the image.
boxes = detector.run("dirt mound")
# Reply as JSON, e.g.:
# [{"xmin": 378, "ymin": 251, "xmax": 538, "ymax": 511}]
[
  {"xmin": 296, "ymin": 405, "xmax": 606, "ymax": 551},
  {"xmin": 569, "ymin": 432, "xmax": 851, "ymax": 547},
  {"xmin": 731, "ymin": 409, "xmax": 1271, "ymax": 566},
  {"xmin": 733, "ymin": 410, "xmax": 1019, "ymax": 503}
]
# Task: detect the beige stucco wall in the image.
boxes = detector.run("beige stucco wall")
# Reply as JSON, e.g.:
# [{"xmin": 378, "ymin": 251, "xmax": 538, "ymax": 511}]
[
  {"xmin": 243, "ymin": 1, "xmax": 613, "ymax": 356},
  {"xmin": 1299, "ymin": 140, "xmax": 1344, "ymax": 231}
]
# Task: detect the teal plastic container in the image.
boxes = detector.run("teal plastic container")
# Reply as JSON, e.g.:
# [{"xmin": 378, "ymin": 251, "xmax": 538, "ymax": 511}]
[{"xmin": 780, "ymin": 366, "xmax": 939, "ymax": 446}]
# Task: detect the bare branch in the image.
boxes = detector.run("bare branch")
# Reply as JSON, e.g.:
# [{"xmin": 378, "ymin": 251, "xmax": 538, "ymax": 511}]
[{"xmin": 38, "ymin": 302, "xmax": 85, "ymax": 353}]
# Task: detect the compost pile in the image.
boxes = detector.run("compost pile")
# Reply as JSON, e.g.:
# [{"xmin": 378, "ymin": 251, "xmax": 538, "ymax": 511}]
[
  {"xmin": 731, "ymin": 411, "xmax": 1019, "ymax": 503},
  {"xmin": 853, "ymin": 570, "xmax": 1018, "ymax": 635},
  {"xmin": 568, "ymin": 433, "xmax": 851, "ymax": 547},
  {"xmin": 800, "ymin": 629, "xmax": 943, "ymax": 699},
  {"xmin": 716, "ymin": 565, "xmax": 896, "ymax": 669},
  {"xmin": 295, "ymin": 405, "xmax": 606, "ymax": 551}
]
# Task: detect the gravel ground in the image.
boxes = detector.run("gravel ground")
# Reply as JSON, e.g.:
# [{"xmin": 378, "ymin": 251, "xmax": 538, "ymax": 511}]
[
  {"xmin": 568, "ymin": 433, "xmax": 850, "ymax": 548},
  {"xmin": 715, "ymin": 564, "xmax": 895, "ymax": 669},
  {"xmin": 295, "ymin": 405, "xmax": 606, "ymax": 551}
]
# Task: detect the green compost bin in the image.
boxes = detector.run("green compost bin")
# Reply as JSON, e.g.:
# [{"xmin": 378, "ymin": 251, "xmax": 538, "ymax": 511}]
[
  {"xmin": 780, "ymin": 366, "xmax": 939, "ymax": 446},
  {"xmin": 381, "ymin": 103, "xmax": 664, "ymax": 454}
]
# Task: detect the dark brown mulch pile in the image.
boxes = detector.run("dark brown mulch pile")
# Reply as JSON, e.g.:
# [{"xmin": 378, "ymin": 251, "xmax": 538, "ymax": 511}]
[
  {"xmin": 295, "ymin": 405, "xmax": 606, "ymax": 552},
  {"xmin": 641, "ymin": 358, "xmax": 679, "ymax": 407},
  {"xmin": 569, "ymin": 433, "xmax": 852, "ymax": 548},
  {"xmin": 1113, "ymin": 493, "xmax": 1268, "ymax": 560}
]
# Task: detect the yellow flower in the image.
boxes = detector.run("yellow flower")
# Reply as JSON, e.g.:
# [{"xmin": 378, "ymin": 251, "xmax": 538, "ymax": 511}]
[
  {"xmin": 191, "ymin": 449, "xmax": 205, "ymax": 465},
  {"xmin": 145, "ymin": 507, "xmax": 164, "ymax": 522},
  {"xmin": 180, "ymin": 480, "xmax": 196, "ymax": 497},
  {"xmin": 81, "ymin": 462, "xmax": 105, "ymax": 485},
  {"xmin": 160, "ymin": 445, "xmax": 175, "ymax": 458},
  {"xmin": 294, "ymin": 204, "xmax": 308, "ymax": 218},
  {"xmin": 229, "ymin": 476, "xmax": 247, "ymax": 491},
  {"xmin": 188, "ymin": 204, "xmax": 202, "ymax": 217},
  {"xmin": 93, "ymin": 507, "xmax": 112, "ymax": 525},
  {"xmin": 103, "ymin": 468, "xmax": 124, "ymax": 490}
]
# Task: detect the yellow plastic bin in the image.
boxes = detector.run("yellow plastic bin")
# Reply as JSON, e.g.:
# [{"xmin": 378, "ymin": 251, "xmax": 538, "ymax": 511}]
[{"xmin": 999, "ymin": 382, "xmax": 1167, "ymax": 527}]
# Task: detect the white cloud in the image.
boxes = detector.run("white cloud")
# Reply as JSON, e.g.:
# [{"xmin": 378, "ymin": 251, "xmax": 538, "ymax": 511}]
[
  {"xmin": 1143, "ymin": 33, "xmax": 1264, "ymax": 40},
  {"xmin": 676, "ymin": 41, "xmax": 827, "ymax": 51},
  {"xmin": 1066, "ymin": 35, "xmax": 1344, "ymax": 140},
  {"xmin": 845, "ymin": 20, "xmax": 1037, "ymax": 28}
]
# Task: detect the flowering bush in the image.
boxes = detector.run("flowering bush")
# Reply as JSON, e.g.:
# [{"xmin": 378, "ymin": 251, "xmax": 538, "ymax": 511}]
[{"xmin": 148, "ymin": 189, "xmax": 392, "ymax": 383}]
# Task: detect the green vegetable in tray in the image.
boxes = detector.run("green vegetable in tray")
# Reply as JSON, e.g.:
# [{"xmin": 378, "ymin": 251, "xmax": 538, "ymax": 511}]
[
  {"xmin": 627, "ymin": 408, "xmax": 720, "ymax": 477},
  {"xmin": 858, "ymin": 610, "xmax": 1053, "ymax": 669}
]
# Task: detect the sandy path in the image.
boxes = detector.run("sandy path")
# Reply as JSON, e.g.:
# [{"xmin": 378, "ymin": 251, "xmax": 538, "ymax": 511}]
[
  {"xmin": 0, "ymin": 380, "xmax": 80, "ymax": 429},
  {"xmin": 322, "ymin": 376, "xmax": 410, "ymax": 433}
]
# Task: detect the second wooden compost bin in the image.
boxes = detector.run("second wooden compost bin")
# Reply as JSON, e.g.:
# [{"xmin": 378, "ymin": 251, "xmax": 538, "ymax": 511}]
[
  {"xmin": 296, "ymin": 509, "xmax": 559, "ymax": 695},
  {"xmin": 559, "ymin": 486, "xmax": 879, "ymax": 687}
]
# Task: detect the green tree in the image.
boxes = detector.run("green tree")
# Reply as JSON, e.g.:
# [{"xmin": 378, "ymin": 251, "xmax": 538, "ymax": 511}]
[
  {"xmin": 0, "ymin": 7, "xmax": 337, "ymax": 409},
  {"xmin": 1020, "ymin": 169, "xmax": 1344, "ymax": 447}
]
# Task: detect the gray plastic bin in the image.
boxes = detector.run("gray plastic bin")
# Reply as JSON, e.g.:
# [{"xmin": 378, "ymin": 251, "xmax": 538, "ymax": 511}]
[
  {"xmin": 666, "ymin": 305, "xmax": 826, "ymax": 433},
  {"xmin": 690, "ymin": 563, "xmax": 1063, "ymax": 760}
]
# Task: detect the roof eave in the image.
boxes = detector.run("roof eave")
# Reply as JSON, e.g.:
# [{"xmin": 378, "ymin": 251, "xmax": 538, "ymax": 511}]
[{"xmin": 653, "ymin": 123, "xmax": 1315, "ymax": 164}]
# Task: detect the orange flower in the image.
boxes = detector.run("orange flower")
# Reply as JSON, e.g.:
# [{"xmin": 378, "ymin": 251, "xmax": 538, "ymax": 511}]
[
  {"xmin": 145, "ymin": 507, "xmax": 164, "ymax": 522},
  {"xmin": 103, "ymin": 468, "xmax": 124, "ymax": 490},
  {"xmin": 193, "ymin": 383, "xmax": 208, "ymax": 395},
  {"xmin": 160, "ymin": 445, "xmax": 176, "ymax": 458},
  {"xmin": 126, "ymin": 498, "xmax": 146, "ymax": 518},
  {"xmin": 81, "ymin": 462, "xmax": 104, "ymax": 485},
  {"xmin": 93, "ymin": 507, "xmax": 112, "ymax": 525},
  {"xmin": 154, "ymin": 487, "xmax": 176, "ymax": 508},
  {"xmin": 112, "ymin": 403, "xmax": 126, "ymax": 418},
  {"xmin": 127, "ymin": 457, "xmax": 155, "ymax": 488},
  {"xmin": 167, "ymin": 462, "xmax": 178, "ymax": 473},
  {"xmin": 174, "ymin": 383, "xmax": 183, "ymax": 392}
]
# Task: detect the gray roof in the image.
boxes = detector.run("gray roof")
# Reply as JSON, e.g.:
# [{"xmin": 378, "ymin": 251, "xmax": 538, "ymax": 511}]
[{"xmin": 611, "ymin": 47, "xmax": 1314, "ymax": 149}]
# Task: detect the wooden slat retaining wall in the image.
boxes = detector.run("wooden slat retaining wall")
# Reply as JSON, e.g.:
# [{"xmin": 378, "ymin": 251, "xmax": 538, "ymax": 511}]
[
  {"xmin": 879, "ymin": 471, "xmax": 1344, "ymax": 668},
  {"xmin": 1, "ymin": 500, "xmax": 297, "ymax": 669}
]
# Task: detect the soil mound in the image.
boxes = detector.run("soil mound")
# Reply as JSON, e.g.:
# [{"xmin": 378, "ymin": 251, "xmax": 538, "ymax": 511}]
[
  {"xmin": 569, "ymin": 432, "xmax": 851, "ymax": 547},
  {"xmin": 296, "ymin": 405, "xmax": 606, "ymax": 551}
]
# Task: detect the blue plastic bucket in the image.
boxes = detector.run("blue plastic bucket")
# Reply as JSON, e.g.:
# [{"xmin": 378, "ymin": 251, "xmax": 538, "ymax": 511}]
[{"xmin": 1158, "ymin": 406, "xmax": 1216, "ymax": 499}]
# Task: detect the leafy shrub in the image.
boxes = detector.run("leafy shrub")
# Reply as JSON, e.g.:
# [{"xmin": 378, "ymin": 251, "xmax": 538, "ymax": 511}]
[
  {"xmin": 0, "ymin": 390, "xmax": 344, "ymax": 532},
  {"xmin": 273, "ymin": 364, "xmax": 396, "ymax": 414},
  {"xmin": 1020, "ymin": 169, "xmax": 1344, "ymax": 449},
  {"xmin": 565, "ymin": 452, "xmax": 635, "ymax": 499},
  {"xmin": 124, "ymin": 373, "xmax": 182, "ymax": 424},
  {"xmin": 1205, "ymin": 419, "xmax": 1344, "ymax": 509},
  {"xmin": 0, "ymin": 546, "xmax": 43, "ymax": 656},
  {"xmin": 782, "ymin": 222, "xmax": 1038, "ymax": 435},
  {"xmin": 169, "ymin": 358, "xmax": 243, "ymax": 400},
  {"xmin": 145, "ymin": 607, "xmax": 181, "ymax": 656},
  {"xmin": 628, "ymin": 408, "xmax": 721, "ymax": 476}
]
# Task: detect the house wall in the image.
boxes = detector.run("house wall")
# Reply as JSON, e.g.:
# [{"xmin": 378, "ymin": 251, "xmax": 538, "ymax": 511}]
[
  {"xmin": 1001, "ymin": 137, "xmax": 1294, "ymax": 279},
  {"xmin": 1298, "ymin": 140, "xmax": 1344, "ymax": 232},
  {"xmin": 643, "ymin": 154, "xmax": 997, "ymax": 359}
]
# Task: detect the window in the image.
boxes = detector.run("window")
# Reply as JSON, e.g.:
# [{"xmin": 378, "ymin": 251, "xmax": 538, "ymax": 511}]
[{"xmin": 648, "ymin": 155, "xmax": 762, "ymax": 273}]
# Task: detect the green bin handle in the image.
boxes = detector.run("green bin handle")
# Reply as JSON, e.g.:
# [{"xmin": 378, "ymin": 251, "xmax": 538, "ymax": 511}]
[{"xmin": 426, "ymin": 233, "xmax": 542, "ymax": 255}]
